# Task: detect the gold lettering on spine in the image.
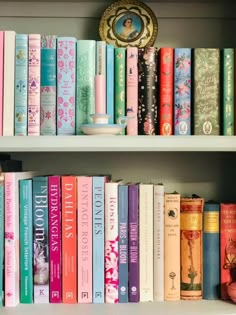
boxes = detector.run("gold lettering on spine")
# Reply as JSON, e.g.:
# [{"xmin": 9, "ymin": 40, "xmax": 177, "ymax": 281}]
[
  {"xmin": 181, "ymin": 213, "xmax": 202, "ymax": 231},
  {"xmin": 204, "ymin": 212, "xmax": 219, "ymax": 233}
]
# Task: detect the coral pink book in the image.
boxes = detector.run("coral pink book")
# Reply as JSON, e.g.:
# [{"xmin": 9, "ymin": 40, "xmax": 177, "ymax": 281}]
[
  {"xmin": 77, "ymin": 176, "xmax": 92, "ymax": 303},
  {"xmin": 0, "ymin": 32, "xmax": 3, "ymax": 136}
]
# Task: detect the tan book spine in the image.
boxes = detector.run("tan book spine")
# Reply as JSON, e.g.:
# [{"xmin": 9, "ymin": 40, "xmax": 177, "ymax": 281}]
[
  {"xmin": 164, "ymin": 193, "xmax": 180, "ymax": 301},
  {"xmin": 180, "ymin": 197, "xmax": 204, "ymax": 300}
]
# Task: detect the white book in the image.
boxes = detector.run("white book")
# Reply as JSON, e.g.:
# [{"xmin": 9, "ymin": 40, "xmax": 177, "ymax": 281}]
[
  {"xmin": 153, "ymin": 184, "xmax": 165, "ymax": 301},
  {"xmin": 139, "ymin": 183, "xmax": 153, "ymax": 302},
  {"xmin": 4, "ymin": 171, "xmax": 35, "ymax": 307},
  {"xmin": 3, "ymin": 31, "xmax": 16, "ymax": 136}
]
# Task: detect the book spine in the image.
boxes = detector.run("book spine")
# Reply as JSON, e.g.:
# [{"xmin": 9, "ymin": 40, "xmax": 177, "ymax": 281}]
[
  {"xmin": 48, "ymin": 176, "xmax": 61, "ymax": 303},
  {"xmin": 118, "ymin": 185, "xmax": 128, "ymax": 303},
  {"xmin": 139, "ymin": 184, "xmax": 153, "ymax": 302},
  {"xmin": 3, "ymin": 31, "xmax": 15, "ymax": 136},
  {"xmin": 40, "ymin": 35, "xmax": 57, "ymax": 135},
  {"xmin": 115, "ymin": 48, "xmax": 126, "ymax": 134},
  {"xmin": 164, "ymin": 193, "xmax": 180, "ymax": 301},
  {"xmin": 0, "ymin": 174, "xmax": 4, "ymax": 306},
  {"xmin": 92, "ymin": 176, "xmax": 107, "ymax": 303},
  {"xmin": 61, "ymin": 176, "xmax": 77, "ymax": 303},
  {"xmin": 77, "ymin": 176, "xmax": 92, "ymax": 303},
  {"xmin": 96, "ymin": 41, "xmax": 106, "ymax": 75},
  {"xmin": 28, "ymin": 34, "xmax": 41, "ymax": 136},
  {"xmin": 203, "ymin": 202, "xmax": 220, "ymax": 299},
  {"xmin": 4, "ymin": 173, "xmax": 19, "ymax": 306},
  {"xmin": 76, "ymin": 40, "xmax": 96, "ymax": 134},
  {"xmin": 138, "ymin": 47, "xmax": 158, "ymax": 135},
  {"xmin": 105, "ymin": 182, "xmax": 119, "ymax": 303},
  {"xmin": 127, "ymin": 47, "xmax": 138, "ymax": 135},
  {"xmin": 20, "ymin": 179, "xmax": 33, "ymax": 303},
  {"xmin": 159, "ymin": 47, "xmax": 174, "ymax": 135},
  {"xmin": 128, "ymin": 184, "xmax": 139, "ymax": 302},
  {"xmin": 57, "ymin": 37, "xmax": 76, "ymax": 135},
  {"xmin": 194, "ymin": 48, "xmax": 220, "ymax": 135},
  {"xmin": 14, "ymin": 34, "xmax": 28, "ymax": 136},
  {"xmin": 174, "ymin": 48, "xmax": 191, "ymax": 135},
  {"xmin": 0, "ymin": 32, "xmax": 3, "ymax": 136},
  {"xmin": 180, "ymin": 198, "xmax": 204, "ymax": 300},
  {"xmin": 220, "ymin": 203, "xmax": 236, "ymax": 300},
  {"xmin": 33, "ymin": 176, "xmax": 49, "ymax": 303},
  {"xmin": 153, "ymin": 184, "xmax": 164, "ymax": 301},
  {"xmin": 223, "ymin": 48, "xmax": 234, "ymax": 135},
  {"xmin": 106, "ymin": 44, "xmax": 114, "ymax": 124}
]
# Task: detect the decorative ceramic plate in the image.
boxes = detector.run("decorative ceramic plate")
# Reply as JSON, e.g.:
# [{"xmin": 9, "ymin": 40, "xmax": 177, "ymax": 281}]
[{"xmin": 80, "ymin": 124, "xmax": 124, "ymax": 135}]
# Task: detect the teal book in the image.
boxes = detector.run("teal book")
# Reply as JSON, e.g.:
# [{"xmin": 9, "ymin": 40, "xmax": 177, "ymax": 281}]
[
  {"xmin": 14, "ymin": 34, "xmax": 28, "ymax": 136},
  {"xmin": 223, "ymin": 48, "xmax": 234, "ymax": 135},
  {"xmin": 0, "ymin": 175, "xmax": 4, "ymax": 306},
  {"xmin": 20, "ymin": 179, "xmax": 33, "ymax": 303},
  {"xmin": 33, "ymin": 176, "xmax": 49, "ymax": 303},
  {"xmin": 115, "ymin": 47, "xmax": 126, "ymax": 135},
  {"xmin": 76, "ymin": 40, "xmax": 96, "ymax": 134},
  {"xmin": 106, "ymin": 44, "xmax": 114, "ymax": 124}
]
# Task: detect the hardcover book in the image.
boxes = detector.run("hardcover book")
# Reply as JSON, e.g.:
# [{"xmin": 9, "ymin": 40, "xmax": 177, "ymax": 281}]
[
  {"xmin": 0, "ymin": 174, "xmax": 4, "ymax": 306},
  {"xmin": 203, "ymin": 201, "xmax": 220, "ymax": 299},
  {"xmin": 33, "ymin": 176, "xmax": 49, "ymax": 303},
  {"xmin": 159, "ymin": 47, "xmax": 174, "ymax": 135},
  {"xmin": 77, "ymin": 176, "xmax": 92, "ymax": 303},
  {"xmin": 0, "ymin": 31, "xmax": 3, "ymax": 136},
  {"xmin": 164, "ymin": 192, "xmax": 180, "ymax": 301},
  {"xmin": 138, "ymin": 47, "xmax": 158, "ymax": 135},
  {"xmin": 106, "ymin": 44, "xmax": 114, "ymax": 124},
  {"xmin": 180, "ymin": 197, "xmax": 204, "ymax": 300},
  {"xmin": 128, "ymin": 184, "xmax": 139, "ymax": 302},
  {"xmin": 40, "ymin": 35, "xmax": 57, "ymax": 135},
  {"xmin": 14, "ymin": 34, "xmax": 28, "ymax": 136},
  {"xmin": 194, "ymin": 48, "xmax": 220, "ymax": 135},
  {"xmin": 28, "ymin": 34, "xmax": 41, "ymax": 136},
  {"xmin": 57, "ymin": 37, "xmax": 76, "ymax": 135},
  {"xmin": 174, "ymin": 48, "xmax": 191, "ymax": 135}
]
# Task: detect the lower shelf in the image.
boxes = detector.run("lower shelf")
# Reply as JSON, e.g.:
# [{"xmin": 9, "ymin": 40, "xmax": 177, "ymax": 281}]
[{"xmin": 2, "ymin": 300, "xmax": 236, "ymax": 315}]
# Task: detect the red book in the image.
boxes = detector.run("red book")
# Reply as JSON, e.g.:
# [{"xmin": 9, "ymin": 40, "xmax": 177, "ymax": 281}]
[
  {"xmin": 159, "ymin": 48, "xmax": 174, "ymax": 135},
  {"xmin": 220, "ymin": 203, "xmax": 236, "ymax": 300}
]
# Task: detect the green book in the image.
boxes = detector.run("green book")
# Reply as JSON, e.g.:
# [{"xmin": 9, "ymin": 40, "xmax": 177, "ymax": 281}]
[
  {"xmin": 223, "ymin": 48, "xmax": 234, "ymax": 135},
  {"xmin": 0, "ymin": 175, "xmax": 4, "ymax": 306},
  {"xmin": 20, "ymin": 179, "xmax": 33, "ymax": 303},
  {"xmin": 115, "ymin": 47, "xmax": 126, "ymax": 135}
]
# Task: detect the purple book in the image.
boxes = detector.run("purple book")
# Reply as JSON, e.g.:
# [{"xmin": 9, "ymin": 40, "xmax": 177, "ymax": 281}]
[{"xmin": 128, "ymin": 184, "xmax": 139, "ymax": 302}]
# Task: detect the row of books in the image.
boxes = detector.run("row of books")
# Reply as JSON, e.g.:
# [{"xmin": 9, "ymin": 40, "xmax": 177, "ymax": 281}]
[
  {"xmin": 0, "ymin": 165, "xmax": 235, "ymax": 306},
  {"xmin": 0, "ymin": 31, "xmax": 234, "ymax": 137}
]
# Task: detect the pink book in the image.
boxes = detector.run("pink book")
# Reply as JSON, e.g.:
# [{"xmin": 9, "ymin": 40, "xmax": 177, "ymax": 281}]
[
  {"xmin": 28, "ymin": 34, "xmax": 41, "ymax": 136},
  {"xmin": 49, "ymin": 176, "xmax": 61, "ymax": 303},
  {"xmin": 77, "ymin": 176, "xmax": 92, "ymax": 303},
  {"xmin": 0, "ymin": 32, "xmax": 3, "ymax": 136},
  {"xmin": 126, "ymin": 47, "xmax": 138, "ymax": 135}
]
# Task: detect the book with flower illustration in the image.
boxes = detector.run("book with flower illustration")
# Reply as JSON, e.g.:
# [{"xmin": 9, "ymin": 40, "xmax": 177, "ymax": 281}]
[
  {"xmin": 220, "ymin": 203, "xmax": 236, "ymax": 300},
  {"xmin": 174, "ymin": 48, "xmax": 191, "ymax": 135}
]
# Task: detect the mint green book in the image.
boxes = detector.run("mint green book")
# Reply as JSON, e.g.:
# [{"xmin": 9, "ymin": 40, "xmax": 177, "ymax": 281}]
[
  {"xmin": 20, "ymin": 179, "xmax": 33, "ymax": 303},
  {"xmin": 76, "ymin": 40, "xmax": 96, "ymax": 134},
  {"xmin": 0, "ymin": 175, "xmax": 4, "ymax": 306},
  {"xmin": 223, "ymin": 48, "xmax": 234, "ymax": 135},
  {"xmin": 115, "ymin": 47, "xmax": 126, "ymax": 135}
]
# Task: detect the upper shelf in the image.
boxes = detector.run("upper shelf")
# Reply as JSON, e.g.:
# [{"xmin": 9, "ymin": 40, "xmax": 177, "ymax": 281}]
[{"xmin": 0, "ymin": 136, "xmax": 236, "ymax": 152}]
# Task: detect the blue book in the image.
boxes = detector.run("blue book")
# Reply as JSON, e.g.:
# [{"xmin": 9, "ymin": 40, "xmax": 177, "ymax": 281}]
[
  {"xmin": 0, "ymin": 175, "xmax": 4, "ymax": 306},
  {"xmin": 106, "ymin": 44, "xmax": 114, "ymax": 124},
  {"xmin": 20, "ymin": 179, "xmax": 33, "ymax": 303},
  {"xmin": 174, "ymin": 48, "xmax": 191, "ymax": 135},
  {"xmin": 118, "ymin": 185, "xmax": 128, "ymax": 303},
  {"xmin": 14, "ymin": 34, "xmax": 28, "ymax": 136},
  {"xmin": 203, "ymin": 201, "xmax": 220, "ymax": 299},
  {"xmin": 92, "ymin": 176, "xmax": 106, "ymax": 303}
]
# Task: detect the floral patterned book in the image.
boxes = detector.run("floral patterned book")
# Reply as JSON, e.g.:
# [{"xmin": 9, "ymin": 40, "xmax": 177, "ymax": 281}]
[
  {"xmin": 138, "ymin": 47, "xmax": 158, "ymax": 135},
  {"xmin": 174, "ymin": 48, "xmax": 191, "ymax": 135}
]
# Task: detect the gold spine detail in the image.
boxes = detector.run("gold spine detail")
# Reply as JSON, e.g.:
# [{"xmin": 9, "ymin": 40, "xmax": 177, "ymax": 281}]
[
  {"xmin": 181, "ymin": 213, "xmax": 202, "ymax": 231},
  {"xmin": 204, "ymin": 211, "xmax": 219, "ymax": 233}
]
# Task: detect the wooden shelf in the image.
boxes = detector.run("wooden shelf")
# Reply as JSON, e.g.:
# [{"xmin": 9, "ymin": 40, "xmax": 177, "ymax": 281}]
[{"xmin": 0, "ymin": 136, "xmax": 236, "ymax": 152}]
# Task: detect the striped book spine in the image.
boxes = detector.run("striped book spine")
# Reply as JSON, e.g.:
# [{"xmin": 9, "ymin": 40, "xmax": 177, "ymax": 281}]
[
  {"xmin": 106, "ymin": 44, "xmax": 114, "ymax": 124},
  {"xmin": 15, "ymin": 34, "xmax": 28, "ymax": 136},
  {"xmin": 3, "ymin": 31, "xmax": 16, "ymax": 136},
  {"xmin": 19, "ymin": 179, "xmax": 33, "ymax": 303},
  {"xmin": 0, "ymin": 174, "xmax": 4, "ymax": 306},
  {"xmin": 76, "ymin": 40, "xmax": 96, "ymax": 134},
  {"xmin": 40, "ymin": 35, "xmax": 57, "ymax": 135},
  {"xmin": 57, "ymin": 37, "xmax": 76, "ymax": 135},
  {"xmin": 28, "ymin": 34, "xmax": 41, "ymax": 136},
  {"xmin": 0, "ymin": 32, "xmax": 4, "ymax": 136}
]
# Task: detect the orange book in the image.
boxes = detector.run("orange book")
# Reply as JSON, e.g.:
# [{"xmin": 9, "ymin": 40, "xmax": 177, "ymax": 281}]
[{"xmin": 61, "ymin": 176, "xmax": 77, "ymax": 303}]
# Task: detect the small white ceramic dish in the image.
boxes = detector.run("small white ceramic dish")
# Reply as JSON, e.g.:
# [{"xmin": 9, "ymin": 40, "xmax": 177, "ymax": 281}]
[{"xmin": 80, "ymin": 123, "xmax": 124, "ymax": 135}]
